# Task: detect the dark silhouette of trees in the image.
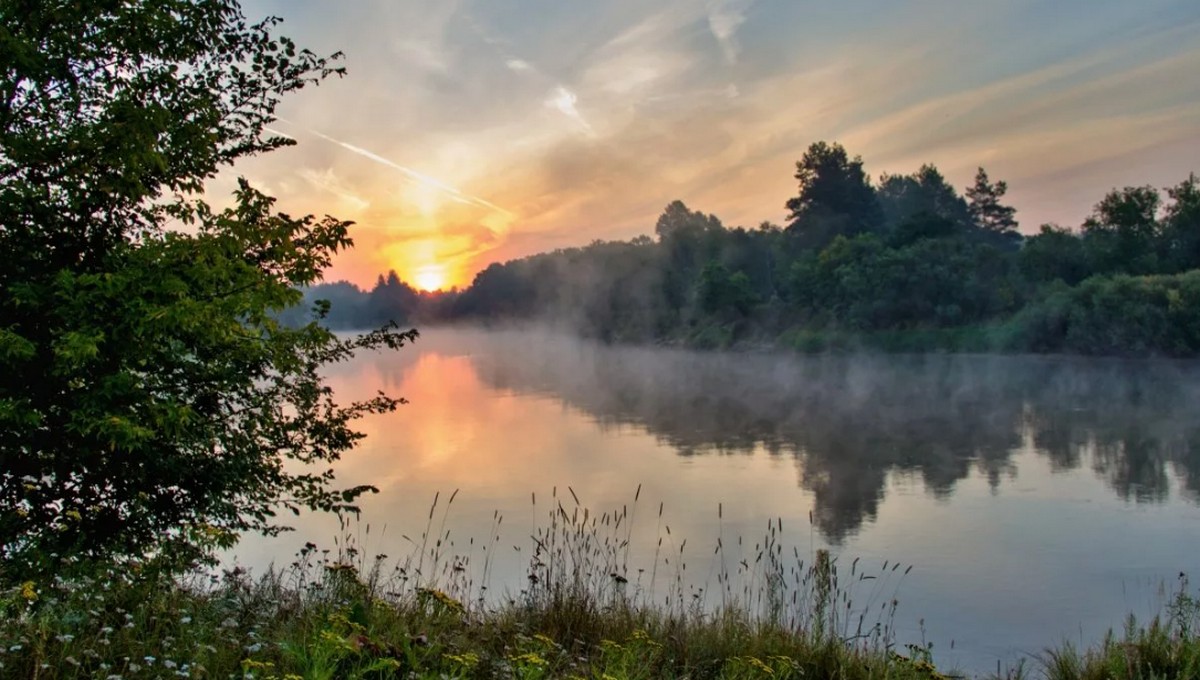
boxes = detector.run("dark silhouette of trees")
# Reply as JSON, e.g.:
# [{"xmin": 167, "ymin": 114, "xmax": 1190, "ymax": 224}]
[
  {"xmin": 785, "ymin": 142, "xmax": 883, "ymax": 252},
  {"xmin": 285, "ymin": 141, "xmax": 1199, "ymax": 356}
]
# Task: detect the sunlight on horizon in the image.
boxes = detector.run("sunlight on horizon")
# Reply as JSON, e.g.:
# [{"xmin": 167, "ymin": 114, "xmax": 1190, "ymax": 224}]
[{"xmin": 414, "ymin": 263, "xmax": 449, "ymax": 291}]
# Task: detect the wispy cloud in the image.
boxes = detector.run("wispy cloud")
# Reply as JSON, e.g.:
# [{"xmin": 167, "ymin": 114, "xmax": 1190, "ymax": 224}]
[
  {"xmin": 241, "ymin": 0, "xmax": 1200, "ymax": 287},
  {"xmin": 288, "ymin": 125, "xmax": 515, "ymax": 218},
  {"xmin": 296, "ymin": 167, "xmax": 371, "ymax": 213},
  {"xmin": 546, "ymin": 86, "xmax": 596, "ymax": 137},
  {"xmin": 707, "ymin": 0, "xmax": 748, "ymax": 64}
]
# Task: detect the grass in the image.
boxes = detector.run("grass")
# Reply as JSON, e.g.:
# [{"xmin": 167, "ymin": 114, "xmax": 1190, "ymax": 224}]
[{"xmin": 1, "ymin": 491, "xmax": 1197, "ymax": 679}]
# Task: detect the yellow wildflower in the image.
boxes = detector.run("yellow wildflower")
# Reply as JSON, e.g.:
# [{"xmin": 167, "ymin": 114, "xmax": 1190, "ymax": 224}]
[{"xmin": 20, "ymin": 581, "xmax": 37, "ymax": 602}]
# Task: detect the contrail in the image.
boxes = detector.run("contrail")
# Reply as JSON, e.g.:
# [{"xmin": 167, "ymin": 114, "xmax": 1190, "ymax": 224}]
[{"xmin": 264, "ymin": 124, "xmax": 515, "ymax": 218}]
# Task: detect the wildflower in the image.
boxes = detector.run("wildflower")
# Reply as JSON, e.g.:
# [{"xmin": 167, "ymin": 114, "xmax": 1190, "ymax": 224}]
[
  {"xmin": 55, "ymin": 634, "xmax": 75, "ymax": 643},
  {"xmin": 180, "ymin": 616, "xmax": 192, "ymax": 625},
  {"xmin": 509, "ymin": 652, "xmax": 548, "ymax": 667},
  {"xmin": 245, "ymin": 642, "xmax": 263, "ymax": 653},
  {"xmin": 144, "ymin": 655, "xmax": 156, "ymax": 665},
  {"xmin": 446, "ymin": 652, "xmax": 480, "ymax": 668},
  {"xmin": 128, "ymin": 663, "xmax": 142, "ymax": 672},
  {"xmin": 19, "ymin": 581, "xmax": 37, "ymax": 602},
  {"xmin": 163, "ymin": 659, "xmax": 177, "ymax": 669},
  {"xmin": 745, "ymin": 656, "xmax": 775, "ymax": 675}
]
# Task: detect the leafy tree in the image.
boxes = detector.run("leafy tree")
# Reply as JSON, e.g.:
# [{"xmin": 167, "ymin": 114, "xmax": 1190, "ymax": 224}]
[
  {"xmin": 1082, "ymin": 185, "xmax": 1162, "ymax": 275},
  {"xmin": 367, "ymin": 270, "xmax": 422, "ymax": 325},
  {"xmin": 653, "ymin": 201, "xmax": 723, "ymax": 311},
  {"xmin": 878, "ymin": 164, "xmax": 972, "ymax": 234},
  {"xmin": 785, "ymin": 142, "xmax": 882, "ymax": 251},
  {"xmin": 1020, "ymin": 225, "xmax": 1091, "ymax": 285},
  {"xmin": 0, "ymin": 0, "xmax": 414, "ymax": 578},
  {"xmin": 1162, "ymin": 173, "xmax": 1200, "ymax": 271},
  {"xmin": 698, "ymin": 261, "xmax": 758, "ymax": 317}
]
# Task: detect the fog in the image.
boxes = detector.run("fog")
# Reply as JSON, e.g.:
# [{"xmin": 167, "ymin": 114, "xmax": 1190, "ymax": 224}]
[
  {"xmin": 412, "ymin": 325, "xmax": 1200, "ymax": 541},
  {"xmin": 232, "ymin": 325, "xmax": 1200, "ymax": 673}
]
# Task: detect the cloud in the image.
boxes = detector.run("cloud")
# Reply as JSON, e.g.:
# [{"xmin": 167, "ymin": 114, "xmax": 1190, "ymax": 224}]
[
  {"xmin": 392, "ymin": 38, "xmax": 451, "ymax": 73},
  {"xmin": 708, "ymin": 0, "xmax": 748, "ymax": 64},
  {"xmin": 296, "ymin": 167, "xmax": 371, "ymax": 213},
  {"xmin": 295, "ymin": 125, "xmax": 515, "ymax": 217},
  {"xmin": 545, "ymin": 86, "xmax": 596, "ymax": 137},
  {"xmin": 237, "ymin": 0, "xmax": 1200, "ymax": 287}
]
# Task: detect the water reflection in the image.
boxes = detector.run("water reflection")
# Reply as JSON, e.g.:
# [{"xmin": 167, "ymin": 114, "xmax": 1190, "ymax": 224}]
[
  {"xmin": 449, "ymin": 330, "xmax": 1200, "ymax": 541},
  {"xmin": 233, "ymin": 328, "xmax": 1200, "ymax": 674}
]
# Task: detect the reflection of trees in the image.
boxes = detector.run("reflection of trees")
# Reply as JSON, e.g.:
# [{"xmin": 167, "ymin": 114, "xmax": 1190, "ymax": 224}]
[{"xmin": 454, "ymin": 330, "xmax": 1200, "ymax": 542}]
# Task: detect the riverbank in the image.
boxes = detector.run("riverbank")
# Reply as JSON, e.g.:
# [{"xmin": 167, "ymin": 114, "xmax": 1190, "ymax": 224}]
[{"xmin": 3, "ymin": 546, "xmax": 1196, "ymax": 679}]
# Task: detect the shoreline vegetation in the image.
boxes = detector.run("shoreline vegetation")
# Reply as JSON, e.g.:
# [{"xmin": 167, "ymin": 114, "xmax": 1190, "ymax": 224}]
[
  {"xmin": 5, "ymin": 3, "xmax": 1198, "ymax": 680},
  {"xmin": 3, "ymin": 492, "xmax": 1197, "ymax": 680},
  {"xmin": 283, "ymin": 151, "xmax": 1200, "ymax": 358}
]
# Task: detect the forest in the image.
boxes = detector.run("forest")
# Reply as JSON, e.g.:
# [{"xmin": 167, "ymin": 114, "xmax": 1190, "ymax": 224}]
[{"xmin": 285, "ymin": 141, "xmax": 1200, "ymax": 356}]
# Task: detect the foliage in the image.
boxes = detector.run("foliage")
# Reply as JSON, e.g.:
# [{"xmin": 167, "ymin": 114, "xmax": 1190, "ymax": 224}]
[
  {"xmin": 784, "ymin": 142, "xmax": 883, "ymax": 251},
  {"xmin": 965, "ymin": 167, "xmax": 1020, "ymax": 238},
  {"xmin": 2, "ymin": 495, "xmax": 1194, "ymax": 679},
  {"xmin": 0, "ymin": 0, "xmax": 414, "ymax": 580},
  {"xmin": 267, "ymin": 140, "xmax": 1199, "ymax": 359},
  {"xmin": 1006, "ymin": 271, "xmax": 1200, "ymax": 356},
  {"xmin": 0, "ymin": 493, "xmax": 928, "ymax": 680},
  {"xmin": 1042, "ymin": 575, "xmax": 1200, "ymax": 680}
]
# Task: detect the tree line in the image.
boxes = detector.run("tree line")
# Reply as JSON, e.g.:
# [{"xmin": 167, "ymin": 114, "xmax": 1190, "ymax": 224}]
[{"xmin": 296, "ymin": 142, "xmax": 1200, "ymax": 356}]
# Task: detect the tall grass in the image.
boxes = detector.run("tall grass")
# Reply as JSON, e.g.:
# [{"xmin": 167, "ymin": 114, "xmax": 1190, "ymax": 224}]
[{"xmin": 0, "ymin": 490, "xmax": 1195, "ymax": 679}]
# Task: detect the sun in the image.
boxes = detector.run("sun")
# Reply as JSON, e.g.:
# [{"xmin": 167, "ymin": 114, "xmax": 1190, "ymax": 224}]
[{"xmin": 414, "ymin": 264, "xmax": 447, "ymax": 292}]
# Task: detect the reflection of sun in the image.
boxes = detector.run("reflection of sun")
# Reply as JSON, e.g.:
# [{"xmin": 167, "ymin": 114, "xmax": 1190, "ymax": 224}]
[{"xmin": 414, "ymin": 264, "xmax": 447, "ymax": 291}]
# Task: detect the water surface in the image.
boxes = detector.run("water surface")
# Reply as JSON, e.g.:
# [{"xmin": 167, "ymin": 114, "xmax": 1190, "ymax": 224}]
[{"xmin": 235, "ymin": 328, "xmax": 1200, "ymax": 674}]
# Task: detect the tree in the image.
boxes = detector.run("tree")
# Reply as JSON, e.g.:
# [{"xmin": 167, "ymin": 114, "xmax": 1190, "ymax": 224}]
[
  {"xmin": 965, "ymin": 167, "xmax": 1019, "ymax": 235},
  {"xmin": 784, "ymin": 142, "xmax": 882, "ymax": 251},
  {"xmin": 655, "ymin": 200, "xmax": 720, "ymax": 241},
  {"xmin": 698, "ymin": 261, "xmax": 758, "ymax": 317},
  {"xmin": 0, "ymin": 0, "xmax": 414, "ymax": 578},
  {"xmin": 878, "ymin": 164, "xmax": 972, "ymax": 234},
  {"xmin": 1019, "ymin": 225, "xmax": 1091, "ymax": 285},
  {"xmin": 1082, "ymin": 185, "xmax": 1162, "ymax": 275},
  {"xmin": 1162, "ymin": 173, "xmax": 1200, "ymax": 271}
]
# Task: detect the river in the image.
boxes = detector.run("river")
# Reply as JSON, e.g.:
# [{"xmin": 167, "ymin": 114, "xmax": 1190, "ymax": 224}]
[{"xmin": 233, "ymin": 327, "xmax": 1200, "ymax": 675}]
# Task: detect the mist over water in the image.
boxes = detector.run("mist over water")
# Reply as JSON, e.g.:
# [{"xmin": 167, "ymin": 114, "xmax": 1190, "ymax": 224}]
[{"xmin": 234, "ymin": 327, "xmax": 1200, "ymax": 674}]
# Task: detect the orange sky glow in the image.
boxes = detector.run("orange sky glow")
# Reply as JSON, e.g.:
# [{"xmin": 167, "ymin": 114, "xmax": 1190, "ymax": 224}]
[{"xmin": 219, "ymin": 0, "xmax": 1200, "ymax": 292}]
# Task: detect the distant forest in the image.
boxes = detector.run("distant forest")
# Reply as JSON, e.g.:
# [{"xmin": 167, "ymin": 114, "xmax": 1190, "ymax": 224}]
[{"xmin": 280, "ymin": 141, "xmax": 1200, "ymax": 356}]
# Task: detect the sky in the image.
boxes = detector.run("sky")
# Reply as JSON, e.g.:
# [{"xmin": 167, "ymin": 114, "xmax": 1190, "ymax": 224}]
[{"xmin": 221, "ymin": 0, "xmax": 1200, "ymax": 291}]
